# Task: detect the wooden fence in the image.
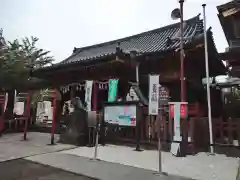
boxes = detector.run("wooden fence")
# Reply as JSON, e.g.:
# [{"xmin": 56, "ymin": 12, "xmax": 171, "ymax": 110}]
[
  {"xmin": 105, "ymin": 112, "xmax": 195, "ymax": 153},
  {"xmin": 104, "ymin": 113, "xmax": 240, "ymax": 156}
]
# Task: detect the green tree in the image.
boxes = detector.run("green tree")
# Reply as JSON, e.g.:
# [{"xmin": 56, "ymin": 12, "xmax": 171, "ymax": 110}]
[
  {"xmin": 0, "ymin": 35, "xmax": 55, "ymax": 115},
  {"xmin": 0, "ymin": 36, "xmax": 54, "ymax": 89}
]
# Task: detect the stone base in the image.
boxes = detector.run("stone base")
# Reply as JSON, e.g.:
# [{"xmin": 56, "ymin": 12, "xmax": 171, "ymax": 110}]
[{"xmin": 59, "ymin": 133, "xmax": 87, "ymax": 146}]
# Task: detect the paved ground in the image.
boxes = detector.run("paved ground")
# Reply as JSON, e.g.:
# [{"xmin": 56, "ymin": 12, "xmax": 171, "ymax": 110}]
[
  {"xmin": 26, "ymin": 153, "xmax": 194, "ymax": 180},
  {"xmin": 0, "ymin": 159, "xmax": 94, "ymax": 180},
  {"xmin": 60, "ymin": 145, "xmax": 239, "ymax": 180},
  {"xmin": 0, "ymin": 132, "xmax": 75, "ymax": 162},
  {"xmin": 0, "ymin": 132, "xmax": 238, "ymax": 180}
]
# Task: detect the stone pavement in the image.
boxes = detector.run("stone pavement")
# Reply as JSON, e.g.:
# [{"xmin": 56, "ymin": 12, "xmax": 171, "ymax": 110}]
[
  {"xmin": 0, "ymin": 132, "xmax": 76, "ymax": 162},
  {"xmin": 61, "ymin": 145, "xmax": 239, "ymax": 180},
  {"xmin": 0, "ymin": 132, "xmax": 238, "ymax": 180},
  {"xmin": 0, "ymin": 159, "xmax": 94, "ymax": 180},
  {"xmin": 26, "ymin": 152, "xmax": 194, "ymax": 180}
]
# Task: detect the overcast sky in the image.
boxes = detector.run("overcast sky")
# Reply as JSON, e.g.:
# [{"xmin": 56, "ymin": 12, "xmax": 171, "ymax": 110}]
[{"xmin": 0, "ymin": 0, "xmax": 230, "ymax": 63}]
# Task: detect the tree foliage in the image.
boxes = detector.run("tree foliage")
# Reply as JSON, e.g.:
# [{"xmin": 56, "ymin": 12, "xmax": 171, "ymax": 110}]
[{"xmin": 0, "ymin": 36, "xmax": 54, "ymax": 90}]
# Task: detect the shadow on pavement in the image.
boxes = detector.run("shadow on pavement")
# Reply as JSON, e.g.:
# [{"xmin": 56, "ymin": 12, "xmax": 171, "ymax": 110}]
[{"xmin": 0, "ymin": 159, "xmax": 95, "ymax": 180}]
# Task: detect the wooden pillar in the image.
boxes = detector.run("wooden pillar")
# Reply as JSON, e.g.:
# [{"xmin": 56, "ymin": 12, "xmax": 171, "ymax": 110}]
[
  {"xmin": 92, "ymin": 81, "xmax": 98, "ymax": 111},
  {"xmin": 90, "ymin": 81, "xmax": 98, "ymax": 146},
  {"xmin": 70, "ymin": 85, "xmax": 75, "ymax": 99}
]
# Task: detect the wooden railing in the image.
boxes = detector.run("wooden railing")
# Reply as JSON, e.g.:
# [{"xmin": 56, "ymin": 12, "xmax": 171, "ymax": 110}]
[
  {"xmin": 104, "ymin": 110, "xmax": 195, "ymax": 153},
  {"xmin": 212, "ymin": 117, "xmax": 240, "ymax": 146}
]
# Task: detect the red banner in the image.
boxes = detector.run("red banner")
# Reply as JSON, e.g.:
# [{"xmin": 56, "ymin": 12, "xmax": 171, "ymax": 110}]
[
  {"xmin": 180, "ymin": 104, "xmax": 188, "ymax": 118},
  {"xmin": 169, "ymin": 103, "xmax": 188, "ymax": 118},
  {"xmin": 169, "ymin": 104, "xmax": 174, "ymax": 118}
]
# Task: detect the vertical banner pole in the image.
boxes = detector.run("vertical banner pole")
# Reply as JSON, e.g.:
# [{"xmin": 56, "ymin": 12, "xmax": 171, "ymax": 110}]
[
  {"xmin": 93, "ymin": 82, "xmax": 99, "ymax": 160},
  {"xmin": 23, "ymin": 91, "xmax": 31, "ymax": 140},
  {"xmin": 158, "ymin": 110, "xmax": 162, "ymax": 173},
  {"xmin": 202, "ymin": 4, "xmax": 214, "ymax": 154},
  {"xmin": 51, "ymin": 89, "xmax": 57, "ymax": 145},
  {"xmin": 94, "ymin": 117, "xmax": 100, "ymax": 160},
  {"xmin": 135, "ymin": 116, "xmax": 141, "ymax": 151},
  {"xmin": 135, "ymin": 63, "xmax": 141, "ymax": 151},
  {"xmin": 149, "ymin": 75, "xmax": 161, "ymax": 171},
  {"xmin": 179, "ymin": 0, "xmax": 186, "ymax": 102}
]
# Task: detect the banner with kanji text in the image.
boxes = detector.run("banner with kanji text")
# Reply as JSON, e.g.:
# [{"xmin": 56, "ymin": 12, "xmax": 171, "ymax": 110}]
[{"xmin": 148, "ymin": 75, "xmax": 159, "ymax": 115}]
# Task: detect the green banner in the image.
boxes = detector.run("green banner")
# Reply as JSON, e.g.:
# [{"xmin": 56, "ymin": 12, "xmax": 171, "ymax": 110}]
[{"xmin": 108, "ymin": 79, "xmax": 118, "ymax": 102}]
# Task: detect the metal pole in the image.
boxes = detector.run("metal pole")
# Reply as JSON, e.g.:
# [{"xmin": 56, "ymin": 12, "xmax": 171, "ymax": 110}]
[
  {"xmin": 179, "ymin": 0, "xmax": 188, "ymax": 157},
  {"xmin": 94, "ymin": 122, "xmax": 99, "ymax": 160},
  {"xmin": 23, "ymin": 91, "xmax": 30, "ymax": 140},
  {"xmin": 202, "ymin": 4, "xmax": 214, "ymax": 154},
  {"xmin": 51, "ymin": 89, "xmax": 57, "ymax": 145},
  {"xmin": 179, "ymin": 0, "xmax": 186, "ymax": 102},
  {"xmin": 158, "ymin": 109, "xmax": 162, "ymax": 173},
  {"xmin": 135, "ymin": 63, "xmax": 141, "ymax": 151}
]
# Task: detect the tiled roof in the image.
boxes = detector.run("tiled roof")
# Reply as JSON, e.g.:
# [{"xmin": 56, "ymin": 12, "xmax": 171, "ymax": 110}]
[
  {"xmin": 217, "ymin": 0, "xmax": 240, "ymax": 12},
  {"xmin": 59, "ymin": 15, "xmax": 204, "ymax": 65}
]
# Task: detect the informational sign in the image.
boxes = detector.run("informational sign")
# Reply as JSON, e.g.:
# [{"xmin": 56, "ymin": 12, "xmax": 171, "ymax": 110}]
[
  {"xmin": 159, "ymin": 86, "xmax": 169, "ymax": 106},
  {"xmin": 85, "ymin": 80, "xmax": 93, "ymax": 111},
  {"xmin": 14, "ymin": 102, "xmax": 24, "ymax": 115},
  {"xmin": 108, "ymin": 79, "xmax": 118, "ymax": 102},
  {"xmin": 169, "ymin": 102, "xmax": 188, "ymax": 156},
  {"xmin": 169, "ymin": 102, "xmax": 181, "ymax": 156},
  {"xmin": 148, "ymin": 75, "xmax": 159, "ymax": 115},
  {"xmin": 104, "ymin": 105, "xmax": 136, "ymax": 126},
  {"xmin": 169, "ymin": 102, "xmax": 188, "ymax": 119},
  {"xmin": 36, "ymin": 101, "xmax": 53, "ymax": 125}
]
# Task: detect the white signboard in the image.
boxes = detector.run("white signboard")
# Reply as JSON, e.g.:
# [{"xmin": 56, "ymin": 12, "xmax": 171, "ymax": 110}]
[
  {"xmin": 169, "ymin": 102, "xmax": 189, "ymax": 156},
  {"xmin": 14, "ymin": 102, "xmax": 24, "ymax": 115},
  {"xmin": 104, "ymin": 105, "xmax": 137, "ymax": 126},
  {"xmin": 36, "ymin": 101, "xmax": 53, "ymax": 124},
  {"xmin": 4, "ymin": 93, "xmax": 8, "ymax": 112},
  {"xmin": 85, "ymin": 80, "xmax": 93, "ymax": 111},
  {"xmin": 148, "ymin": 75, "xmax": 159, "ymax": 115}
]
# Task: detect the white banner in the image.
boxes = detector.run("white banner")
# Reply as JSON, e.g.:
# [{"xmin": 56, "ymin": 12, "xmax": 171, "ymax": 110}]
[
  {"xmin": 148, "ymin": 75, "xmax": 159, "ymax": 115},
  {"xmin": 85, "ymin": 80, "xmax": 93, "ymax": 111},
  {"xmin": 3, "ymin": 93, "xmax": 8, "ymax": 113}
]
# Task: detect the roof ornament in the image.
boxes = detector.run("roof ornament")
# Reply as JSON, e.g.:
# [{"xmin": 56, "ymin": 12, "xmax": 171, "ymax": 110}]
[
  {"xmin": 116, "ymin": 42, "xmax": 122, "ymax": 54},
  {"xmin": 166, "ymin": 37, "xmax": 172, "ymax": 47},
  {"xmin": 115, "ymin": 42, "xmax": 124, "ymax": 62}
]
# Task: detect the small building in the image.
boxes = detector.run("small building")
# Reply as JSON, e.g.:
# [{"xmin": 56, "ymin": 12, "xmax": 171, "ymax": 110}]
[
  {"xmin": 33, "ymin": 15, "xmax": 226, "ymax": 149},
  {"xmin": 218, "ymin": 0, "xmax": 240, "ymax": 76},
  {"xmin": 34, "ymin": 15, "xmax": 225, "ymax": 116},
  {"xmin": 207, "ymin": 0, "xmax": 240, "ymax": 155}
]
